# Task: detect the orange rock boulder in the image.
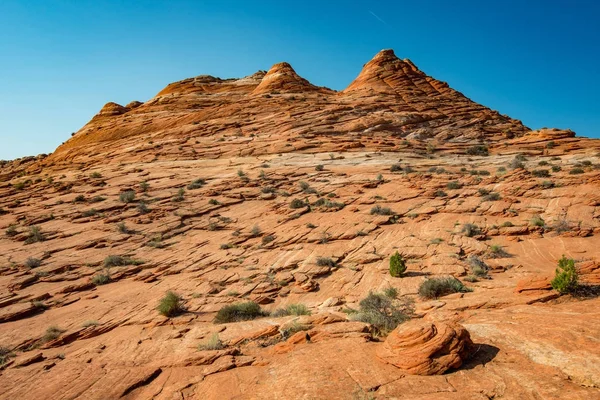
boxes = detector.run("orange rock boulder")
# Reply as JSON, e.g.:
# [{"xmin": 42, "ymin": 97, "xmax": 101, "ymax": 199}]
[{"xmin": 376, "ymin": 320, "xmax": 473, "ymax": 375}]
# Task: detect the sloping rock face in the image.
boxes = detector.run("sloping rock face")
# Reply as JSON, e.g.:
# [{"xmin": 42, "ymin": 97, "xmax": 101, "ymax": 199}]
[
  {"xmin": 377, "ymin": 320, "xmax": 473, "ymax": 375},
  {"xmin": 44, "ymin": 49, "xmax": 528, "ymax": 167},
  {"xmin": 1, "ymin": 50, "xmax": 600, "ymax": 399}
]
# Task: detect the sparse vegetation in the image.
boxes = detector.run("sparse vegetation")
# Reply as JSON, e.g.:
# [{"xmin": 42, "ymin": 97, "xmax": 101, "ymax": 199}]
[
  {"xmin": 290, "ymin": 198, "xmax": 307, "ymax": 209},
  {"xmin": 532, "ymin": 169, "xmax": 551, "ymax": 178},
  {"xmin": 262, "ymin": 235, "xmax": 275, "ymax": 245},
  {"xmin": 389, "ymin": 251, "xmax": 406, "ymax": 277},
  {"xmin": 157, "ymin": 291, "xmax": 185, "ymax": 317},
  {"xmin": 370, "ymin": 205, "xmax": 393, "ymax": 215},
  {"xmin": 103, "ymin": 255, "xmax": 142, "ymax": 267},
  {"xmin": 390, "ymin": 164, "xmax": 402, "ymax": 172},
  {"xmin": 348, "ymin": 291, "xmax": 413, "ymax": 336},
  {"xmin": 90, "ymin": 195, "xmax": 106, "ymax": 203},
  {"xmin": 251, "ymin": 224, "xmax": 261, "ymax": 237},
  {"xmin": 434, "ymin": 190, "xmax": 447, "ymax": 197},
  {"xmin": 271, "ymin": 303, "xmax": 311, "ymax": 317},
  {"xmin": 5, "ymin": 224, "xmax": 17, "ymax": 237},
  {"xmin": 137, "ymin": 201, "xmax": 150, "ymax": 214},
  {"xmin": 208, "ymin": 199, "xmax": 220, "ymax": 205},
  {"xmin": 482, "ymin": 192, "xmax": 501, "ymax": 201},
  {"xmin": 531, "ymin": 215, "xmax": 545, "ymax": 227},
  {"xmin": 551, "ymin": 255, "xmax": 578, "ymax": 294},
  {"xmin": 172, "ymin": 188, "xmax": 185, "ymax": 202},
  {"xmin": 73, "ymin": 194, "xmax": 86, "ymax": 203},
  {"xmin": 25, "ymin": 257, "xmax": 41, "ymax": 268},
  {"xmin": 446, "ymin": 181, "xmax": 462, "ymax": 190},
  {"xmin": 90, "ymin": 172, "xmax": 102, "ymax": 178},
  {"xmin": 197, "ymin": 333, "xmax": 224, "ymax": 351},
  {"xmin": 187, "ymin": 178, "xmax": 206, "ymax": 190},
  {"xmin": 25, "ymin": 225, "xmax": 45, "ymax": 244},
  {"xmin": 316, "ymin": 256, "xmax": 336, "ymax": 268},
  {"xmin": 569, "ymin": 167, "xmax": 584, "ymax": 175},
  {"xmin": 0, "ymin": 347, "xmax": 15, "ymax": 366},
  {"xmin": 119, "ymin": 190, "xmax": 136, "ymax": 203},
  {"xmin": 552, "ymin": 218, "xmax": 571, "ymax": 234},
  {"xmin": 299, "ymin": 181, "xmax": 316, "ymax": 194},
  {"xmin": 91, "ymin": 270, "xmax": 111, "ymax": 285},
  {"xmin": 315, "ymin": 164, "xmax": 324, "ymax": 171},
  {"xmin": 551, "ymin": 165, "xmax": 562, "ymax": 172},
  {"xmin": 116, "ymin": 222, "xmax": 130, "ymax": 234},
  {"xmin": 42, "ymin": 326, "xmax": 65, "ymax": 343},
  {"xmin": 139, "ymin": 181, "xmax": 149, "ymax": 192},
  {"xmin": 468, "ymin": 256, "xmax": 489, "ymax": 277},
  {"xmin": 214, "ymin": 301, "xmax": 265, "ymax": 323},
  {"xmin": 418, "ymin": 277, "xmax": 472, "ymax": 299},
  {"xmin": 461, "ymin": 223, "xmax": 480, "ymax": 237},
  {"xmin": 466, "ymin": 145, "xmax": 489, "ymax": 156},
  {"xmin": 509, "ymin": 157, "xmax": 525, "ymax": 170}
]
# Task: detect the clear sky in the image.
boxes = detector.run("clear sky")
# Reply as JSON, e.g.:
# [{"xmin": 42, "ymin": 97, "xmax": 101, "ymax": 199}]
[{"xmin": 1, "ymin": 0, "xmax": 599, "ymax": 160}]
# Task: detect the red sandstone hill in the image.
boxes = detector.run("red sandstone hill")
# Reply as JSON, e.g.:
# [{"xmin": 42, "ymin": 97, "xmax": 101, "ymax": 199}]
[{"xmin": 1, "ymin": 50, "xmax": 600, "ymax": 399}]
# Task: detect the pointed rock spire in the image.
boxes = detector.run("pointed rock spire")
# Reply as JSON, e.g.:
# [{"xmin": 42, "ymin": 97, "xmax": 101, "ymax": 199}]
[{"xmin": 252, "ymin": 62, "xmax": 323, "ymax": 95}]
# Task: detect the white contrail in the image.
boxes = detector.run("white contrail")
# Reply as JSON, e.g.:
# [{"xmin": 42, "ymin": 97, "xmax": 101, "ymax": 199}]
[{"xmin": 369, "ymin": 10, "xmax": 387, "ymax": 25}]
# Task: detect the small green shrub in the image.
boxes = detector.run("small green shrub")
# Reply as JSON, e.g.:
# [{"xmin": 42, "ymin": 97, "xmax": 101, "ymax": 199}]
[
  {"xmin": 137, "ymin": 201, "xmax": 150, "ymax": 214},
  {"xmin": 446, "ymin": 181, "xmax": 462, "ymax": 190},
  {"xmin": 25, "ymin": 225, "xmax": 45, "ymax": 244},
  {"xmin": 461, "ymin": 223, "xmax": 480, "ymax": 237},
  {"xmin": 531, "ymin": 215, "xmax": 545, "ymax": 227},
  {"xmin": 157, "ymin": 291, "xmax": 185, "ymax": 317},
  {"xmin": 42, "ymin": 326, "xmax": 65, "ymax": 343},
  {"xmin": 172, "ymin": 188, "xmax": 185, "ymax": 202},
  {"xmin": 116, "ymin": 222, "xmax": 130, "ymax": 234},
  {"xmin": 466, "ymin": 145, "xmax": 489, "ymax": 156},
  {"xmin": 532, "ymin": 169, "xmax": 550, "ymax": 178},
  {"xmin": 5, "ymin": 224, "xmax": 17, "ymax": 237},
  {"xmin": 546, "ymin": 141, "xmax": 555, "ymax": 149},
  {"xmin": 197, "ymin": 333, "xmax": 224, "ymax": 351},
  {"xmin": 214, "ymin": 302, "xmax": 265, "ymax": 323},
  {"xmin": 82, "ymin": 320, "xmax": 100, "ymax": 328},
  {"xmin": 315, "ymin": 164, "xmax": 324, "ymax": 171},
  {"xmin": 468, "ymin": 256, "xmax": 489, "ymax": 277},
  {"xmin": 482, "ymin": 192, "xmax": 501, "ymax": 201},
  {"xmin": 316, "ymin": 257, "xmax": 336, "ymax": 267},
  {"xmin": 119, "ymin": 190, "xmax": 136, "ymax": 203},
  {"xmin": 271, "ymin": 303, "xmax": 311, "ymax": 317},
  {"xmin": 501, "ymin": 221, "xmax": 514, "ymax": 227},
  {"xmin": 90, "ymin": 172, "xmax": 102, "ymax": 178},
  {"xmin": 81, "ymin": 209, "xmax": 99, "ymax": 217},
  {"xmin": 434, "ymin": 190, "xmax": 447, "ymax": 198},
  {"xmin": 299, "ymin": 181, "xmax": 316, "ymax": 194},
  {"xmin": 0, "ymin": 347, "xmax": 15, "ymax": 366},
  {"xmin": 509, "ymin": 158, "xmax": 525, "ymax": 170},
  {"xmin": 389, "ymin": 251, "xmax": 406, "ymax": 277},
  {"xmin": 551, "ymin": 165, "xmax": 562, "ymax": 172},
  {"xmin": 187, "ymin": 179, "xmax": 206, "ymax": 190},
  {"xmin": 208, "ymin": 199, "xmax": 220, "ymax": 205},
  {"xmin": 349, "ymin": 292, "xmax": 413, "ymax": 336},
  {"xmin": 73, "ymin": 194, "xmax": 86, "ymax": 203},
  {"xmin": 390, "ymin": 164, "xmax": 403, "ymax": 172},
  {"xmin": 370, "ymin": 205, "xmax": 393, "ymax": 215},
  {"xmin": 139, "ymin": 181, "xmax": 149, "ymax": 192},
  {"xmin": 90, "ymin": 196, "xmax": 106, "ymax": 203},
  {"xmin": 383, "ymin": 287, "xmax": 398, "ymax": 299},
  {"xmin": 569, "ymin": 168, "xmax": 584, "ymax": 175},
  {"xmin": 251, "ymin": 224, "xmax": 261, "ymax": 237},
  {"xmin": 551, "ymin": 255, "xmax": 578, "ymax": 294},
  {"xmin": 418, "ymin": 277, "xmax": 472, "ymax": 299},
  {"xmin": 262, "ymin": 235, "xmax": 275, "ymax": 245},
  {"xmin": 91, "ymin": 270, "xmax": 111, "ymax": 285},
  {"xmin": 25, "ymin": 257, "xmax": 41, "ymax": 268},
  {"xmin": 103, "ymin": 255, "xmax": 142, "ymax": 267},
  {"xmin": 290, "ymin": 198, "xmax": 307, "ymax": 209}
]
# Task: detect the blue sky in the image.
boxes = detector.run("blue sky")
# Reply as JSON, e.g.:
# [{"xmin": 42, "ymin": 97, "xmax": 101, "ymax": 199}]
[{"xmin": 1, "ymin": 0, "xmax": 599, "ymax": 159}]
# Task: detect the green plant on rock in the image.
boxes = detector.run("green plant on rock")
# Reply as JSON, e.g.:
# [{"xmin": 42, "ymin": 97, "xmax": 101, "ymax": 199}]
[
  {"xmin": 418, "ymin": 277, "xmax": 472, "ymax": 299},
  {"xmin": 551, "ymin": 255, "xmax": 578, "ymax": 294},
  {"xmin": 349, "ymin": 292, "xmax": 413, "ymax": 336},
  {"xmin": 214, "ymin": 301, "xmax": 265, "ymax": 323},
  {"xmin": 157, "ymin": 291, "xmax": 185, "ymax": 317},
  {"xmin": 389, "ymin": 251, "xmax": 406, "ymax": 277}
]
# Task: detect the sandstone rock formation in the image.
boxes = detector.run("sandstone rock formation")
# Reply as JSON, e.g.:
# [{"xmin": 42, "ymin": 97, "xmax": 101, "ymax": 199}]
[
  {"xmin": 1, "ymin": 49, "xmax": 599, "ymax": 399},
  {"xmin": 377, "ymin": 320, "xmax": 473, "ymax": 375}
]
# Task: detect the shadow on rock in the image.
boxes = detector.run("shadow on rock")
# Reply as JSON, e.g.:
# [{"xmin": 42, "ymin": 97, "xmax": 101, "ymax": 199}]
[{"xmin": 459, "ymin": 343, "xmax": 500, "ymax": 371}]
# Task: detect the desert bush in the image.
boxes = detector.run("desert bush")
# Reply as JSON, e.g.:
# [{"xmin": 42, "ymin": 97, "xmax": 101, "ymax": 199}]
[
  {"xmin": 482, "ymin": 192, "xmax": 501, "ymax": 201},
  {"xmin": 552, "ymin": 218, "xmax": 571, "ymax": 233},
  {"xmin": 461, "ymin": 223, "xmax": 480, "ymax": 237},
  {"xmin": 172, "ymin": 188, "xmax": 185, "ymax": 202},
  {"xmin": 262, "ymin": 235, "xmax": 275, "ymax": 245},
  {"xmin": 25, "ymin": 225, "xmax": 44, "ymax": 244},
  {"xmin": 418, "ymin": 277, "xmax": 472, "ymax": 299},
  {"xmin": 501, "ymin": 221, "xmax": 514, "ymax": 227},
  {"xmin": 389, "ymin": 251, "xmax": 406, "ymax": 277},
  {"xmin": 569, "ymin": 168, "xmax": 584, "ymax": 175},
  {"xmin": 157, "ymin": 291, "xmax": 185, "ymax": 317},
  {"xmin": 466, "ymin": 145, "xmax": 489, "ymax": 156},
  {"xmin": 530, "ymin": 215, "xmax": 545, "ymax": 227},
  {"xmin": 137, "ymin": 201, "xmax": 150, "ymax": 214},
  {"xmin": 139, "ymin": 181, "xmax": 149, "ymax": 192},
  {"xmin": 0, "ymin": 347, "xmax": 14, "ymax": 366},
  {"xmin": 370, "ymin": 205, "xmax": 393, "ymax": 215},
  {"xmin": 538, "ymin": 160, "xmax": 549, "ymax": 166},
  {"xmin": 73, "ymin": 194, "xmax": 86, "ymax": 203},
  {"xmin": 315, "ymin": 164, "xmax": 324, "ymax": 171},
  {"xmin": 81, "ymin": 209, "xmax": 99, "ymax": 217},
  {"xmin": 187, "ymin": 179, "xmax": 206, "ymax": 190},
  {"xmin": 197, "ymin": 333, "xmax": 224, "ymax": 351},
  {"xmin": 487, "ymin": 245, "xmax": 509, "ymax": 258},
  {"xmin": 509, "ymin": 158, "xmax": 525, "ymax": 170},
  {"xmin": 299, "ymin": 181, "xmax": 316, "ymax": 194},
  {"xmin": 551, "ymin": 165, "xmax": 562, "ymax": 172},
  {"xmin": 5, "ymin": 224, "xmax": 17, "ymax": 237},
  {"xmin": 446, "ymin": 181, "xmax": 462, "ymax": 190},
  {"xmin": 540, "ymin": 180, "xmax": 554, "ymax": 189},
  {"xmin": 116, "ymin": 222, "xmax": 130, "ymax": 234},
  {"xmin": 103, "ymin": 255, "xmax": 142, "ymax": 267},
  {"xmin": 90, "ymin": 172, "xmax": 102, "ymax": 178},
  {"xmin": 551, "ymin": 255, "xmax": 578, "ymax": 294},
  {"xmin": 90, "ymin": 196, "xmax": 106, "ymax": 203},
  {"xmin": 250, "ymin": 224, "xmax": 261, "ymax": 237},
  {"xmin": 119, "ymin": 190, "xmax": 136, "ymax": 203},
  {"xmin": 383, "ymin": 287, "xmax": 398, "ymax": 299},
  {"xmin": 290, "ymin": 198, "xmax": 307, "ymax": 209},
  {"xmin": 316, "ymin": 256, "xmax": 336, "ymax": 268},
  {"xmin": 280, "ymin": 322, "xmax": 311, "ymax": 339},
  {"xmin": 91, "ymin": 270, "xmax": 111, "ymax": 285},
  {"xmin": 532, "ymin": 169, "xmax": 551, "ymax": 178},
  {"xmin": 478, "ymin": 188, "xmax": 490, "ymax": 196},
  {"xmin": 42, "ymin": 326, "xmax": 65, "ymax": 343},
  {"xmin": 434, "ymin": 190, "xmax": 447, "ymax": 197},
  {"xmin": 25, "ymin": 257, "xmax": 41, "ymax": 268},
  {"xmin": 214, "ymin": 301, "xmax": 265, "ymax": 323},
  {"xmin": 208, "ymin": 199, "xmax": 220, "ymax": 205},
  {"xmin": 81, "ymin": 320, "xmax": 100, "ymax": 328},
  {"xmin": 349, "ymin": 292, "xmax": 413, "ymax": 336},
  {"xmin": 546, "ymin": 141, "xmax": 555, "ymax": 148},
  {"xmin": 468, "ymin": 255, "xmax": 489, "ymax": 277},
  {"xmin": 390, "ymin": 164, "xmax": 402, "ymax": 172},
  {"xmin": 271, "ymin": 303, "xmax": 311, "ymax": 317}
]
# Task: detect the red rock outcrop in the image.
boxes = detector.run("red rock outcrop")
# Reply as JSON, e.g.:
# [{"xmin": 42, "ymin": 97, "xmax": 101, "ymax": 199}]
[{"xmin": 377, "ymin": 320, "xmax": 473, "ymax": 375}]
